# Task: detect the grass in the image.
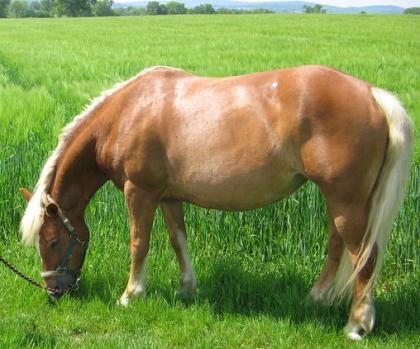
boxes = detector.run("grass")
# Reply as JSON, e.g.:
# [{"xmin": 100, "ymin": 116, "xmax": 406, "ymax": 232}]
[{"xmin": 0, "ymin": 14, "xmax": 419, "ymax": 348}]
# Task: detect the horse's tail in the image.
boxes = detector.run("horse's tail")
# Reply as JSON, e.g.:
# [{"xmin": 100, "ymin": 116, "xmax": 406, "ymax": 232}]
[{"xmin": 330, "ymin": 87, "xmax": 413, "ymax": 303}]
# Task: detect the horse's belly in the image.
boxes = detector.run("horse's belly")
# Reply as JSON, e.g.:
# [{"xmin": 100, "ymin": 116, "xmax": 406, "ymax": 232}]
[
  {"xmin": 167, "ymin": 168, "xmax": 305, "ymax": 211},
  {"xmin": 162, "ymin": 114, "xmax": 304, "ymax": 210}
]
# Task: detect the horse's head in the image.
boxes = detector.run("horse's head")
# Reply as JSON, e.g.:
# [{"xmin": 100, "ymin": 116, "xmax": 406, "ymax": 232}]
[{"xmin": 20, "ymin": 188, "xmax": 88, "ymax": 299}]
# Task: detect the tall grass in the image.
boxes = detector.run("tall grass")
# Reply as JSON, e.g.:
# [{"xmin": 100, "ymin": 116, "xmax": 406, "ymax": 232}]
[{"xmin": 0, "ymin": 14, "xmax": 419, "ymax": 348}]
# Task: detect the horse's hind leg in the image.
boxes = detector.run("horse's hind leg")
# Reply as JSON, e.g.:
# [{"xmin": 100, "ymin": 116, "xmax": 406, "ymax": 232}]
[
  {"xmin": 161, "ymin": 201, "xmax": 196, "ymax": 297},
  {"xmin": 118, "ymin": 182, "xmax": 159, "ymax": 306},
  {"xmin": 345, "ymin": 244, "xmax": 377, "ymax": 340},
  {"xmin": 309, "ymin": 208, "xmax": 344, "ymax": 304},
  {"xmin": 324, "ymin": 198, "xmax": 377, "ymax": 340}
]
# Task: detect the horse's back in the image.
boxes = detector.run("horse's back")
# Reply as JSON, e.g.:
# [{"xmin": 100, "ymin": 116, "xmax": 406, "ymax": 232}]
[{"xmin": 101, "ymin": 65, "xmax": 388, "ymax": 210}]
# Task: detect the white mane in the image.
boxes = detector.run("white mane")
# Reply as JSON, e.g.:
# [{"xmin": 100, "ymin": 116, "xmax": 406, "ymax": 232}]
[{"xmin": 20, "ymin": 66, "xmax": 174, "ymax": 245}]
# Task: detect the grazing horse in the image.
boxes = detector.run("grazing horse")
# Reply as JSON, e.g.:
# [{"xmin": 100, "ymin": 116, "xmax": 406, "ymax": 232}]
[{"xmin": 19, "ymin": 65, "xmax": 412, "ymax": 340}]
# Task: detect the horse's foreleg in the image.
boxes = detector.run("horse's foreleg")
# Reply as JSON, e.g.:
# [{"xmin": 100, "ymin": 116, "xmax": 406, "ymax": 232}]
[
  {"xmin": 161, "ymin": 201, "xmax": 196, "ymax": 297},
  {"xmin": 118, "ymin": 182, "xmax": 158, "ymax": 306}
]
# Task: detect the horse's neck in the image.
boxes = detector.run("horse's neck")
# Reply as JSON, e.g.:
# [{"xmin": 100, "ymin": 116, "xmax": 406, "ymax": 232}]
[{"xmin": 50, "ymin": 133, "xmax": 107, "ymax": 217}]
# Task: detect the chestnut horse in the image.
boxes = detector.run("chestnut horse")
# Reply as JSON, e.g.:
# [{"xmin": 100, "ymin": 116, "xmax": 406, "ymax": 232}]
[{"xmin": 19, "ymin": 65, "xmax": 412, "ymax": 340}]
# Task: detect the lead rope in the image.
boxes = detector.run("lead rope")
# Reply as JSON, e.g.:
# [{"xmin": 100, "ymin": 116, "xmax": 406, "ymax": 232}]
[{"xmin": 0, "ymin": 254, "xmax": 62, "ymax": 296}]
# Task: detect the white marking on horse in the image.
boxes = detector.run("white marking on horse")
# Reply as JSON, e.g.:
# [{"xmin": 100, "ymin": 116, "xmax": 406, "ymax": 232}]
[
  {"xmin": 134, "ymin": 256, "xmax": 147, "ymax": 296},
  {"xmin": 176, "ymin": 230, "xmax": 196, "ymax": 292},
  {"xmin": 118, "ymin": 256, "xmax": 148, "ymax": 306}
]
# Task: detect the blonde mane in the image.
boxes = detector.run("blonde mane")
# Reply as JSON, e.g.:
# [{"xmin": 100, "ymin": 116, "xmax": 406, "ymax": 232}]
[{"xmin": 20, "ymin": 66, "xmax": 172, "ymax": 245}]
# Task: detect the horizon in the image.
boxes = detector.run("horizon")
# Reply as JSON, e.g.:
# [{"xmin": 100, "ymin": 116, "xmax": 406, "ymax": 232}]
[
  {"xmin": 231, "ymin": 0, "xmax": 420, "ymax": 8},
  {"xmin": 114, "ymin": 0, "xmax": 420, "ymax": 8}
]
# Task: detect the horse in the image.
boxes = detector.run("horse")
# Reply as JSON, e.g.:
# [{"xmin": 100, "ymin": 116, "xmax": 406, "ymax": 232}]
[{"xmin": 19, "ymin": 65, "xmax": 413, "ymax": 340}]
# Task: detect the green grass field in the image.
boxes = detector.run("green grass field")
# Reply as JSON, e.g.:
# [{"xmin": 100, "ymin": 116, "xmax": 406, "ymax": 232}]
[{"xmin": 0, "ymin": 14, "xmax": 419, "ymax": 348}]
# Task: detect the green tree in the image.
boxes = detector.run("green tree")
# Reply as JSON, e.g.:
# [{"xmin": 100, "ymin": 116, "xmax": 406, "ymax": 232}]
[
  {"xmin": 8, "ymin": 0, "xmax": 42, "ymax": 17},
  {"xmin": 54, "ymin": 0, "xmax": 94, "ymax": 16},
  {"xmin": 166, "ymin": 1, "xmax": 186, "ymax": 15},
  {"xmin": 146, "ymin": 1, "xmax": 166, "ymax": 15},
  {"xmin": 0, "ymin": 0, "xmax": 11, "ymax": 17},
  {"xmin": 158, "ymin": 3, "xmax": 166, "ymax": 14},
  {"xmin": 114, "ymin": 6, "xmax": 146, "ymax": 16},
  {"xmin": 303, "ymin": 4, "xmax": 326, "ymax": 14},
  {"xmin": 9, "ymin": 0, "xmax": 28, "ymax": 17},
  {"xmin": 188, "ymin": 3, "xmax": 215, "ymax": 14},
  {"xmin": 93, "ymin": 0, "xmax": 114, "ymax": 16},
  {"xmin": 146, "ymin": 1, "xmax": 158, "ymax": 14},
  {"xmin": 404, "ymin": 7, "xmax": 420, "ymax": 14},
  {"xmin": 216, "ymin": 7, "xmax": 231, "ymax": 14},
  {"xmin": 216, "ymin": 7, "xmax": 273, "ymax": 14},
  {"xmin": 39, "ymin": 0, "xmax": 53, "ymax": 17},
  {"xmin": 27, "ymin": 0, "xmax": 41, "ymax": 16}
]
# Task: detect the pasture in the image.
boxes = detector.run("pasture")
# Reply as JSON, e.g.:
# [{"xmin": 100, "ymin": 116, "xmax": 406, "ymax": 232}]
[{"xmin": 0, "ymin": 14, "xmax": 419, "ymax": 348}]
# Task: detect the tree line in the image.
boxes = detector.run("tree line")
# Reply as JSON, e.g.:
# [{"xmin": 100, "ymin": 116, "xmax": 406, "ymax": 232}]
[
  {"xmin": 404, "ymin": 7, "xmax": 420, "ymax": 14},
  {"xmin": 0, "ymin": 0, "xmax": 274, "ymax": 18},
  {"xmin": 2, "ymin": 1, "xmax": 418, "ymax": 18},
  {"xmin": 303, "ymin": 4, "xmax": 326, "ymax": 14}
]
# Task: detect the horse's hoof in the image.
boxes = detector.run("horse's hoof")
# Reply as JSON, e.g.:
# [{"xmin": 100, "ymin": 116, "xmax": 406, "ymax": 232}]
[
  {"xmin": 345, "ymin": 298, "xmax": 375, "ymax": 340},
  {"xmin": 345, "ymin": 315, "xmax": 374, "ymax": 341},
  {"xmin": 347, "ymin": 330, "xmax": 364, "ymax": 341},
  {"xmin": 117, "ymin": 294, "xmax": 131, "ymax": 307},
  {"xmin": 117, "ymin": 285, "xmax": 146, "ymax": 306},
  {"xmin": 345, "ymin": 322, "xmax": 365, "ymax": 340},
  {"xmin": 306, "ymin": 287, "xmax": 330, "ymax": 306},
  {"xmin": 176, "ymin": 284, "xmax": 196, "ymax": 301},
  {"xmin": 176, "ymin": 276, "xmax": 196, "ymax": 298}
]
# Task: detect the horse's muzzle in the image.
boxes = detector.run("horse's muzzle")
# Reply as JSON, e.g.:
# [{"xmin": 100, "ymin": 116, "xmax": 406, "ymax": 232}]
[{"xmin": 42, "ymin": 269, "xmax": 81, "ymax": 299}]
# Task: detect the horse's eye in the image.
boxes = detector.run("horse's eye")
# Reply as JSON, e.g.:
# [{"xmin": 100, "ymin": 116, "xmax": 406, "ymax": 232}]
[{"xmin": 48, "ymin": 239, "xmax": 60, "ymax": 249}]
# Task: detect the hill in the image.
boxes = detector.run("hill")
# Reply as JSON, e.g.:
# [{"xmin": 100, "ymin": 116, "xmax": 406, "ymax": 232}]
[{"xmin": 114, "ymin": 1, "xmax": 405, "ymax": 14}]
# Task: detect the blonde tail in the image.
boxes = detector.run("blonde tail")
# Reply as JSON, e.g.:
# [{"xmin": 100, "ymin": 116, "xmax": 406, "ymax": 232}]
[{"xmin": 329, "ymin": 87, "xmax": 413, "ymax": 303}]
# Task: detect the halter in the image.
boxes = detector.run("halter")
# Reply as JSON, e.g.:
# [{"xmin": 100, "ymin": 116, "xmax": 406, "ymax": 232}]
[
  {"xmin": 40, "ymin": 195, "xmax": 88, "ymax": 280},
  {"xmin": 0, "ymin": 196, "xmax": 87, "ymax": 298}
]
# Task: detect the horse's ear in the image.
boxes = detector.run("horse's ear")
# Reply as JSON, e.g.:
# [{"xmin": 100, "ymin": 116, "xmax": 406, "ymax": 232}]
[{"xmin": 19, "ymin": 188, "xmax": 33, "ymax": 202}]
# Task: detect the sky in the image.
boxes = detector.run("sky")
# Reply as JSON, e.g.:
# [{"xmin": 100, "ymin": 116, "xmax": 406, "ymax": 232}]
[{"xmin": 115, "ymin": 0, "xmax": 420, "ymax": 7}]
